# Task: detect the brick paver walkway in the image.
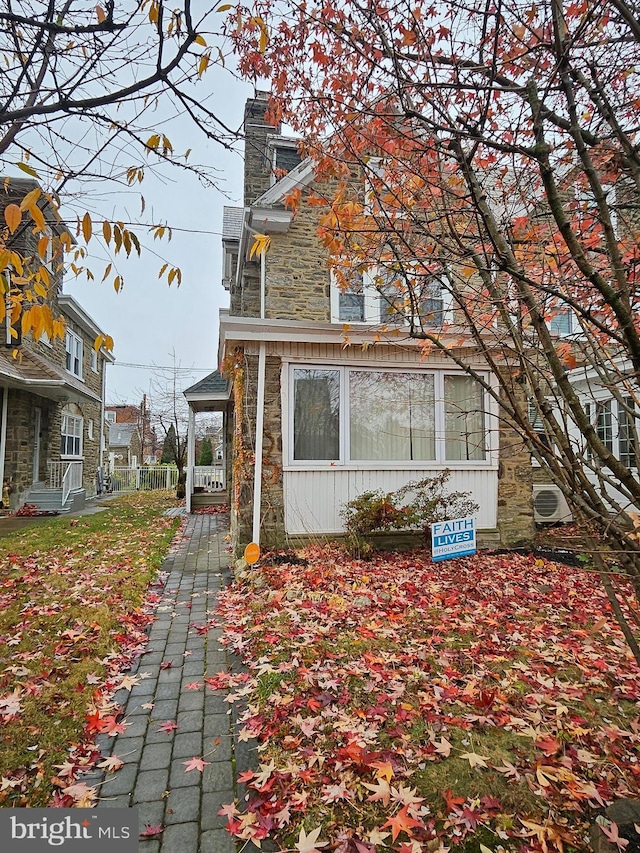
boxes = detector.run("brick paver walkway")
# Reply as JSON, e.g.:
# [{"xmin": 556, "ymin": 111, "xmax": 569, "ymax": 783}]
[{"xmin": 86, "ymin": 512, "xmax": 250, "ymax": 853}]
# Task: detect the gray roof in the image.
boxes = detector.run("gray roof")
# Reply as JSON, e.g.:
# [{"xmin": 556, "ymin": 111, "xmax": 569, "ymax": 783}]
[
  {"xmin": 183, "ymin": 370, "xmax": 229, "ymax": 397},
  {"xmin": 222, "ymin": 206, "xmax": 243, "ymax": 241},
  {"xmin": 108, "ymin": 422, "xmax": 139, "ymax": 447}
]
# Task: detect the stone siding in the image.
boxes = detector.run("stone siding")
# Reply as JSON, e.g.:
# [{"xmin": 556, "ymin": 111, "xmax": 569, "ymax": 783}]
[
  {"xmin": 229, "ymin": 350, "xmax": 285, "ymax": 553},
  {"xmin": 243, "ymin": 95, "xmax": 281, "ymax": 206},
  {"xmin": 265, "ymin": 192, "xmax": 331, "ymax": 322},
  {"xmin": 3, "ymin": 390, "xmax": 55, "ymax": 509},
  {"xmin": 496, "ymin": 384, "xmax": 535, "ymax": 547}
]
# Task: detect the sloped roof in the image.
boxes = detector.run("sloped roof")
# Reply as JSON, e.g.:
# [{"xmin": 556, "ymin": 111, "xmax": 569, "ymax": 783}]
[
  {"xmin": 108, "ymin": 422, "xmax": 139, "ymax": 447},
  {"xmin": 184, "ymin": 370, "xmax": 228, "ymax": 396},
  {"xmin": 183, "ymin": 370, "xmax": 229, "ymax": 413},
  {"xmin": 0, "ymin": 346, "xmax": 102, "ymax": 404},
  {"xmin": 222, "ymin": 206, "xmax": 244, "ymax": 241}
]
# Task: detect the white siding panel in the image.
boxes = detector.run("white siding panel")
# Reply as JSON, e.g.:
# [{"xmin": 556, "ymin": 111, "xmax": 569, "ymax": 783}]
[{"xmin": 284, "ymin": 469, "xmax": 497, "ymax": 535}]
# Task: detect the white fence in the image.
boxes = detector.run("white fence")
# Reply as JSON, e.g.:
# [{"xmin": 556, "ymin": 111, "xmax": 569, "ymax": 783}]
[
  {"xmin": 193, "ymin": 465, "xmax": 225, "ymax": 491},
  {"xmin": 108, "ymin": 465, "xmax": 179, "ymax": 493}
]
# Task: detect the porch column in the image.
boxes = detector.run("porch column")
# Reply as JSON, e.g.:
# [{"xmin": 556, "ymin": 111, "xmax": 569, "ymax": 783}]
[{"xmin": 186, "ymin": 405, "xmax": 196, "ymax": 513}]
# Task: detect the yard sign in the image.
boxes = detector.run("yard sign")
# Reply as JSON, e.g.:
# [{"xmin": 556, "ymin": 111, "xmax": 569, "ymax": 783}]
[{"xmin": 431, "ymin": 516, "xmax": 476, "ymax": 562}]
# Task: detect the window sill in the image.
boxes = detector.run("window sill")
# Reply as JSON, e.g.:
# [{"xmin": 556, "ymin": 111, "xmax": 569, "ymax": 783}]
[{"xmin": 284, "ymin": 461, "xmax": 498, "ymax": 472}]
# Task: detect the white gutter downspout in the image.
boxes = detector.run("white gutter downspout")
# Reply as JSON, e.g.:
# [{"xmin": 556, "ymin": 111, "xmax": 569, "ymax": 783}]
[{"xmin": 252, "ymin": 246, "xmax": 267, "ymax": 546}]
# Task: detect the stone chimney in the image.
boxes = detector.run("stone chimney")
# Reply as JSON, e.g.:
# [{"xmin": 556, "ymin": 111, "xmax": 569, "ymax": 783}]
[{"xmin": 243, "ymin": 92, "xmax": 281, "ymax": 206}]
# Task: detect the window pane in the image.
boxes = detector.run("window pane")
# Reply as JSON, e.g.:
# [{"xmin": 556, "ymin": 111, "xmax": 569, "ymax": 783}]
[
  {"xmin": 338, "ymin": 270, "xmax": 364, "ymax": 321},
  {"xmin": 350, "ymin": 371, "xmax": 435, "ymax": 460},
  {"xmin": 619, "ymin": 397, "xmax": 637, "ymax": 468},
  {"xmin": 596, "ymin": 400, "xmax": 613, "ymax": 452},
  {"xmin": 339, "ymin": 292, "xmax": 365, "ymax": 321},
  {"xmin": 293, "ymin": 369, "xmax": 340, "ymax": 460},
  {"xmin": 445, "ymin": 375, "xmax": 486, "ymax": 461}
]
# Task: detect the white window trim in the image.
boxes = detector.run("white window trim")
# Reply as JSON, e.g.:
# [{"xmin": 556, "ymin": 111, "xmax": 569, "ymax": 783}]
[
  {"xmin": 330, "ymin": 268, "xmax": 453, "ymax": 327},
  {"xmin": 282, "ymin": 362, "xmax": 498, "ymax": 471},
  {"xmin": 65, "ymin": 329, "xmax": 83, "ymax": 379},
  {"xmin": 60, "ymin": 412, "xmax": 83, "ymax": 458},
  {"xmin": 90, "ymin": 348, "xmax": 98, "ymax": 372},
  {"xmin": 583, "ymin": 393, "xmax": 637, "ymax": 469}
]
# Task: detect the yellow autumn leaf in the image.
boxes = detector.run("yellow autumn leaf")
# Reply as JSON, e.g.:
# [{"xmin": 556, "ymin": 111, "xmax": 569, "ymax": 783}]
[
  {"xmin": 16, "ymin": 162, "xmax": 39, "ymax": 179},
  {"xmin": 194, "ymin": 34, "xmax": 207, "ymax": 46},
  {"xmin": 82, "ymin": 212, "xmax": 92, "ymax": 243},
  {"xmin": 4, "ymin": 204, "xmax": 21, "ymax": 233},
  {"xmin": 103, "ymin": 334, "xmax": 114, "ymax": 351},
  {"xmin": 29, "ymin": 204, "xmax": 46, "ymax": 233},
  {"xmin": 113, "ymin": 276, "xmax": 122, "ymax": 292},
  {"xmin": 34, "ymin": 281, "xmax": 47, "ymax": 299},
  {"xmin": 217, "ymin": 3, "xmax": 233, "ymax": 10},
  {"xmin": 198, "ymin": 52, "xmax": 210, "ymax": 77},
  {"xmin": 19, "ymin": 188, "xmax": 41, "ymax": 212},
  {"xmin": 249, "ymin": 233, "xmax": 271, "ymax": 259},
  {"xmin": 93, "ymin": 335, "xmax": 103, "ymax": 351},
  {"xmin": 102, "ymin": 220, "xmax": 112, "ymax": 244}
]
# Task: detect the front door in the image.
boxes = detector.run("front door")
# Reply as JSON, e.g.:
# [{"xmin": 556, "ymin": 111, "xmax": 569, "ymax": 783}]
[{"xmin": 33, "ymin": 407, "xmax": 41, "ymax": 484}]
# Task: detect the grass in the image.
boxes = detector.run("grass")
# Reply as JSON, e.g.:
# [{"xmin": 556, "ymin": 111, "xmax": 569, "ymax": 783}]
[{"xmin": 0, "ymin": 491, "xmax": 181, "ymax": 806}]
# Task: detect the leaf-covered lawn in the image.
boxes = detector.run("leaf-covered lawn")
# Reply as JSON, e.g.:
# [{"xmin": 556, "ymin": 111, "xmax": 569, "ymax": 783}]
[
  {"xmin": 216, "ymin": 546, "xmax": 640, "ymax": 853},
  {"xmin": 0, "ymin": 492, "xmax": 181, "ymax": 806}
]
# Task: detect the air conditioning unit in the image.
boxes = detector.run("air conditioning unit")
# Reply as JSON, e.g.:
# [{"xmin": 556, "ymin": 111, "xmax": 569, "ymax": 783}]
[{"xmin": 532, "ymin": 484, "xmax": 573, "ymax": 523}]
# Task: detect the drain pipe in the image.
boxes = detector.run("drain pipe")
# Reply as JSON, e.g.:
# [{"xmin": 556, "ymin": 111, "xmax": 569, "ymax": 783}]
[{"xmin": 252, "ymin": 248, "xmax": 267, "ymax": 546}]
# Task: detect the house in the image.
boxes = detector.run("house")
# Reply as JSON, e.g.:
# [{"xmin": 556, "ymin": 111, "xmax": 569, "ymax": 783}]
[
  {"xmin": 105, "ymin": 396, "xmax": 158, "ymax": 463},
  {"xmin": 107, "ymin": 422, "xmax": 142, "ymax": 469},
  {"xmin": 197, "ymin": 94, "xmax": 534, "ymax": 552},
  {"xmin": 0, "ymin": 178, "xmax": 114, "ymax": 512}
]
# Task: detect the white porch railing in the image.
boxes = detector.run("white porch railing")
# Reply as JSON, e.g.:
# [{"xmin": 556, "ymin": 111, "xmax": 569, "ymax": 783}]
[
  {"xmin": 47, "ymin": 460, "xmax": 83, "ymax": 493},
  {"xmin": 193, "ymin": 465, "xmax": 225, "ymax": 491},
  {"xmin": 108, "ymin": 465, "xmax": 178, "ymax": 492},
  {"xmin": 61, "ymin": 461, "xmax": 83, "ymax": 505}
]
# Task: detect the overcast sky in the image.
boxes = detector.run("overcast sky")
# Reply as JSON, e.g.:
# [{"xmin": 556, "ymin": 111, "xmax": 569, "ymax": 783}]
[{"xmin": 63, "ymin": 69, "xmax": 255, "ymax": 408}]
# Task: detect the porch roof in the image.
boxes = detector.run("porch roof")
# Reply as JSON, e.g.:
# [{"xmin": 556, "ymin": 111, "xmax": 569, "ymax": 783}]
[
  {"xmin": 183, "ymin": 370, "xmax": 229, "ymax": 413},
  {"xmin": 0, "ymin": 347, "xmax": 102, "ymax": 404}
]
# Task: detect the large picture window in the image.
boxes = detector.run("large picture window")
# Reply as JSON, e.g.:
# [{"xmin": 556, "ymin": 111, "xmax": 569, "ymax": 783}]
[
  {"xmin": 293, "ymin": 369, "xmax": 340, "ymax": 460},
  {"xmin": 350, "ymin": 371, "xmax": 435, "ymax": 460},
  {"xmin": 291, "ymin": 366, "xmax": 488, "ymax": 465}
]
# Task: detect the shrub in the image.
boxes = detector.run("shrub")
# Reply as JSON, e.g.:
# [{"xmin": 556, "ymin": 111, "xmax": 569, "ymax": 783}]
[{"xmin": 340, "ymin": 470, "xmax": 479, "ymax": 557}]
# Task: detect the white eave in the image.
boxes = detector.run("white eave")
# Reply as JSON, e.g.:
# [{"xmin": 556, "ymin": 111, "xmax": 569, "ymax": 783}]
[
  {"xmin": 217, "ymin": 310, "xmax": 485, "ymax": 365},
  {"xmin": 254, "ymin": 158, "xmax": 315, "ymax": 207},
  {"xmin": 249, "ymin": 206, "xmax": 293, "ymax": 235},
  {"xmin": 58, "ymin": 294, "xmax": 115, "ymax": 362}
]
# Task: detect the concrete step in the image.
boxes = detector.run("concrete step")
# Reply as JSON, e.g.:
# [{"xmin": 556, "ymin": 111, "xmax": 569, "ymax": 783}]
[
  {"xmin": 25, "ymin": 487, "xmax": 86, "ymax": 513},
  {"xmin": 191, "ymin": 492, "xmax": 227, "ymax": 508}
]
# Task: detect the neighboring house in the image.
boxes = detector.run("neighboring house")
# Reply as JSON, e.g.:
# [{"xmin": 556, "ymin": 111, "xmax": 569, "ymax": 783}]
[
  {"xmin": 105, "ymin": 396, "xmax": 158, "ymax": 463},
  {"xmin": 202, "ymin": 94, "xmax": 534, "ymax": 551},
  {"xmin": 107, "ymin": 422, "xmax": 142, "ymax": 469},
  {"xmin": 0, "ymin": 178, "xmax": 114, "ymax": 512}
]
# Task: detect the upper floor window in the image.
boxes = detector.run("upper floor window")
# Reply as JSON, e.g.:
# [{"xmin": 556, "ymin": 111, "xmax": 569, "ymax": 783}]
[
  {"xmin": 65, "ymin": 329, "xmax": 83, "ymax": 378},
  {"xmin": 105, "ymin": 410, "xmax": 116, "ymax": 424},
  {"xmin": 331, "ymin": 267, "xmax": 451, "ymax": 327},
  {"xmin": 91, "ymin": 348, "xmax": 98, "ymax": 372}
]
